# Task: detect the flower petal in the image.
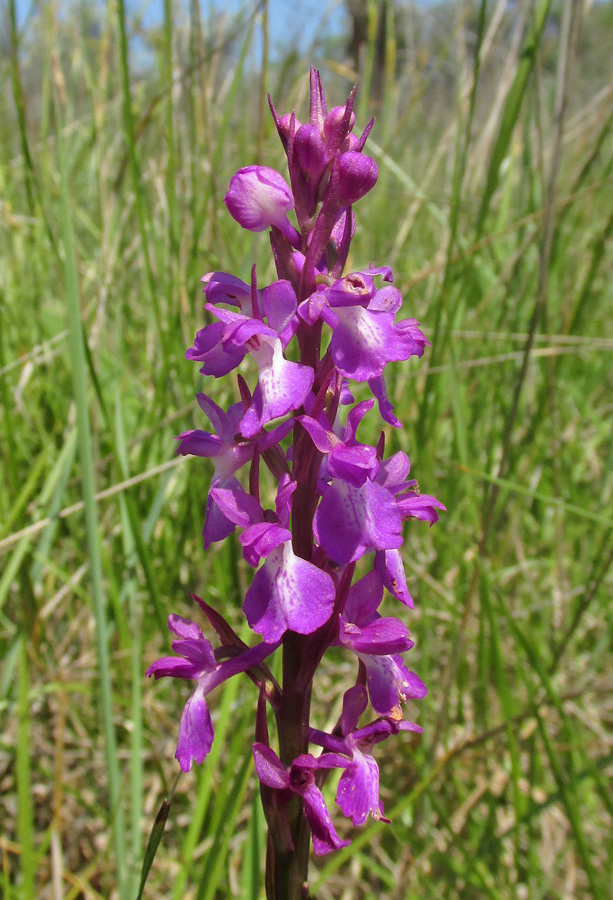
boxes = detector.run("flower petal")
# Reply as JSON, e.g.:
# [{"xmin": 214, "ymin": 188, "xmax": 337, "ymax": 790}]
[
  {"xmin": 316, "ymin": 480, "xmax": 402, "ymax": 565},
  {"xmin": 175, "ymin": 684, "xmax": 214, "ymax": 772},
  {"xmin": 252, "ymin": 743, "xmax": 290, "ymax": 790},
  {"xmin": 336, "ymin": 750, "xmax": 387, "ymax": 826},
  {"xmin": 241, "ymin": 338, "xmax": 314, "ymax": 438},
  {"xmin": 301, "ymin": 783, "xmax": 351, "ymax": 855},
  {"xmin": 374, "ymin": 549, "xmax": 413, "ymax": 608},
  {"xmin": 243, "ymin": 543, "xmax": 335, "ymax": 642}
]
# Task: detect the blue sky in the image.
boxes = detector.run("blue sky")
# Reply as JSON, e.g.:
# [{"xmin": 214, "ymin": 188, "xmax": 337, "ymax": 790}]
[{"xmin": 14, "ymin": 0, "xmax": 349, "ymax": 56}]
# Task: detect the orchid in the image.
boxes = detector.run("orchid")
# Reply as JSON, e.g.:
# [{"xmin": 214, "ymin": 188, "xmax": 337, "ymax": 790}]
[{"xmin": 147, "ymin": 68, "xmax": 444, "ymax": 899}]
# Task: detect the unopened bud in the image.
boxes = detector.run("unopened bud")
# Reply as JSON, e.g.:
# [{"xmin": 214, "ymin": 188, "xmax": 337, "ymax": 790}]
[
  {"xmin": 224, "ymin": 166, "xmax": 296, "ymax": 237},
  {"xmin": 337, "ymin": 152, "xmax": 378, "ymax": 205},
  {"xmin": 295, "ymin": 124, "xmax": 327, "ymax": 175},
  {"xmin": 324, "ymin": 105, "xmax": 356, "ymax": 146}
]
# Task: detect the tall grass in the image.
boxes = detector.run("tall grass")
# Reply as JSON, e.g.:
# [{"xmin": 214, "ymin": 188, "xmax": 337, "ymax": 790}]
[{"xmin": 1, "ymin": 0, "xmax": 612, "ymax": 897}]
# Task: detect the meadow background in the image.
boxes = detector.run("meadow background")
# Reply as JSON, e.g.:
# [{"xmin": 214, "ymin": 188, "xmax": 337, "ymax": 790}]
[{"xmin": 1, "ymin": 0, "xmax": 612, "ymax": 897}]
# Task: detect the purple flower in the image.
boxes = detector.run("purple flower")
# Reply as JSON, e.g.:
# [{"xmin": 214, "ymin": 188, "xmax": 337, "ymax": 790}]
[
  {"xmin": 299, "ymin": 400, "xmax": 379, "ymax": 488},
  {"xmin": 374, "ymin": 549, "xmax": 413, "ymax": 607},
  {"xmin": 147, "ymin": 615, "xmax": 278, "ymax": 772},
  {"xmin": 176, "ymin": 395, "xmax": 253, "ymax": 548},
  {"xmin": 224, "ymin": 166, "xmax": 300, "ymax": 245},
  {"xmin": 297, "ymin": 268, "xmax": 427, "ymax": 385},
  {"xmin": 239, "ymin": 332, "xmax": 313, "ymax": 437},
  {"xmin": 316, "ymin": 478, "xmax": 403, "ymax": 565},
  {"xmin": 212, "ymin": 479, "xmax": 336, "ymax": 642},
  {"xmin": 202, "ymin": 271, "xmax": 257, "ymax": 317},
  {"xmin": 244, "ymin": 541, "xmax": 336, "ymax": 641},
  {"xmin": 336, "ymin": 572, "xmax": 427, "ymax": 717},
  {"xmin": 310, "ymin": 685, "xmax": 423, "ymax": 826},
  {"xmin": 252, "ymin": 744, "xmax": 351, "ymax": 855},
  {"xmin": 201, "ymin": 306, "xmax": 313, "ymax": 437}
]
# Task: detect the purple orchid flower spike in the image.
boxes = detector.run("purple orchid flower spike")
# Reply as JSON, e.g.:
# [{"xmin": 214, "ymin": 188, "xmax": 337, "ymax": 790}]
[
  {"xmin": 150, "ymin": 68, "xmax": 444, "ymax": 898},
  {"xmin": 147, "ymin": 614, "xmax": 278, "ymax": 771},
  {"xmin": 252, "ymin": 744, "xmax": 351, "ymax": 855}
]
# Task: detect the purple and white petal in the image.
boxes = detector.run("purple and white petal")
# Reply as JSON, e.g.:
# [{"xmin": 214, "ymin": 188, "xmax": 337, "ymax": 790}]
[
  {"xmin": 203, "ymin": 475, "xmax": 241, "ymax": 550},
  {"xmin": 224, "ymin": 166, "xmax": 300, "ymax": 244},
  {"xmin": 187, "ymin": 322, "xmax": 246, "ymax": 377},
  {"xmin": 262, "ymin": 280, "xmax": 298, "ymax": 338},
  {"xmin": 360, "ymin": 654, "xmax": 425, "ymax": 716},
  {"xmin": 340, "ymin": 684, "xmax": 369, "ymax": 736},
  {"xmin": 243, "ymin": 542, "xmax": 335, "ymax": 642},
  {"xmin": 175, "ymin": 684, "xmax": 215, "ymax": 772},
  {"xmin": 367, "ymin": 285, "xmax": 403, "ymax": 313},
  {"xmin": 397, "ymin": 492, "xmax": 446, "ymax": 525},
  {"xmin": 240, "ymin": 522, "xmax": 291, "ymax": 568},
  {"xmin": 203, "ymin": 271, "xmax": 255, "ymax": 316},
  {"xmin": 316, "ymin": 480, "xmax": 403, "ymax": 565},
  {"xmin": 340, "ymin": 617, "xmax": 414, "ymax": 656},
  {"xmin": 368, "ymin": 375, "xmax": 401, "ymax": 428},
  {"xmin": 344, "ymin": 570, "xmax": 384, "ymax": 625},
  {"xmin": 168, "ymin": 613, "xmax": 206, "ymax": 642},
  {"xmin": 330, "ymin": 307, "xmax": 422, "ymax": 382},
  {"xmin": 241, "ymin": 337, "xmax": 313, "ymax": 437},
  {"xmin": 327, "ymin": 443, "xmax": 378, "ymax": 487},
  {"xmin": 210, "ymin": 487, "xmax": 263, "ymax": 529},
  {"xmin": 145, "ymin": 655, "xmax": 204, "ymax": 681},
  {"xmin": 336, "ymin": 750, "xmax": 387, "ymax": 826},
  {"xmin": 176, "ymin": 430, "xmax": 223, "ymax": 459}
]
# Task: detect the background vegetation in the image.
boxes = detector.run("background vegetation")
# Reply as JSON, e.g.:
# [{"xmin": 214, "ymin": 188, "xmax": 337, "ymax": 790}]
[{"xmin": 1, "ymin": 0, "xmax": 612, "ymax": 897}]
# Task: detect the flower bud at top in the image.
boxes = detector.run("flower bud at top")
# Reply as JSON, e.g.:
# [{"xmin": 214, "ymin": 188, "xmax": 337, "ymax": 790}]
[
  {"xmin": 324, "ymin": 105, "xmax": 356, "ymax": 146},
  {"xmin": 224, "ymin": 166, "xmax": 298, "ymax": 241},
  {"xmin": 337, "ymin": 152, "xmax": 378, "ymax": 205},
  {"xmin": 295, "ymin": 124, "xmax": 327, "ymax": 175}
]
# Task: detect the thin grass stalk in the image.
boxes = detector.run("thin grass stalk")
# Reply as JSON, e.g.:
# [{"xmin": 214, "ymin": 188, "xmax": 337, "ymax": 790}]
[
  {"xmin": 164, "ymin": 0, "xmax": 179, "ymax": 258},
  {"xmin": 482, "ymin": 0, "xmax": 581, "ymax": 532},
  {"xmin": 116, "ymin": 0, "xmax": 167, "ymax": 368},
  {"xmin": 114, "ymin": 394, "xmax": 144, "ymax": 895},
  {"xmin": 257, "ymin": 0, "xmax": 269, "ymax": 163},
  {"xmin": 16, "ymin": 636, "xmax": 35, "ymax": 899},
  {"xmin": 8, "ymin": 0, "xmax": 36, "ymax": 217},
  {"xmin": 476, "ymin": 0, "xmax": 554, "ymax": 236},
  {"xmin": 414, "ymin": 0, "xmax": 488, "ymax": 454},
  {"xmin": 535, "ymin": 715, "xmax": 605, "ymax": 899},
  {"xmin": 356, "ymin": 0, "xmax": 378, "ymax": 125},
  {"xmin": 55, "ymin": 90, "xmax": 128, "ymax": 898}
]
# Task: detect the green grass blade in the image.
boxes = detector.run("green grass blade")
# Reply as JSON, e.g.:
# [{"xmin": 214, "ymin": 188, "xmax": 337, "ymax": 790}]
[
  {"xmin": 240, "ymin": 792, "xmax": 264, "ymax": 900},
  {"xmin": 16, "ymin": 637, "xmax": 35, "ymax": 899},
  {"xmin": 476, "ymin": 0, "xmax": 554, "ymax": 236},
  {"xmin": 55, "ymin": 92, "xmax": 127, "ymax": 898}
]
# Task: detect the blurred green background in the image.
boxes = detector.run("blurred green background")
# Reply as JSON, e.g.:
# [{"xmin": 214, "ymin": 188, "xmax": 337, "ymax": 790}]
[{"xmin": 1, "ymin": 0, "xmax": 612, "ymax": 897}]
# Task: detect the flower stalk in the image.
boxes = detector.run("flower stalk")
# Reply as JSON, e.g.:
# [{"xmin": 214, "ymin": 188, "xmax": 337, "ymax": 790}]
[{"xmin": 147, "ymin": 69, "xmax": 444, "ymax": 898}]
